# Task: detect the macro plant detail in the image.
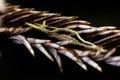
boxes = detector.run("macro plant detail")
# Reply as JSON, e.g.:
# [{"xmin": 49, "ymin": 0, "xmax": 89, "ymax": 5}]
[{"xmin": 1, "ymin": 0, "xmax": 120, "ymax": 73}]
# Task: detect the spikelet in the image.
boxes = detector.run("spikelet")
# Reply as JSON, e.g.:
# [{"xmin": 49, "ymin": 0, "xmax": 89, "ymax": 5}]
[{"xmin": 1, "ymin": 3, "xmax": 120, "ymax": 72}]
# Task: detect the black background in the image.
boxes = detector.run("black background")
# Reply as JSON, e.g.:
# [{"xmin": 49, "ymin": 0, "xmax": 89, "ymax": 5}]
[{"xmin": 1, "ymin": 0, "xmax": 120, "ymax": 80}]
